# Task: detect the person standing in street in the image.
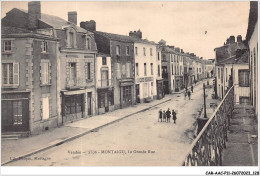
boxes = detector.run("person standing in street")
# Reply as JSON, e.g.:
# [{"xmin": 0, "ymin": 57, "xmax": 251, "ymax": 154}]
[
  {"xmin": 191, "ymin": 85, "xmax": 193, "ymax": 93},
  {"xmin": 166, "ymin": 108, "xmax": 171, "ymax": 123},
  {"xmin": 187, "ymin": 90, "xmax": 191, "ymax": 100},
  {"xmin": 163, "ymin": 110, "xmax": 166, "ymax": 122},
  {"xmin": 158, "ymin": 109, "xmax": 162, "ymax": 122},
  {"xmin": 172, "ymin": 109, "xmax": 177, "ymax": 124}
]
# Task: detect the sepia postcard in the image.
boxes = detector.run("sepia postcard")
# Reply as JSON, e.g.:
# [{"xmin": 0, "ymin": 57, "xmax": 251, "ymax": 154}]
[{"xmin": 1, "ymin": 0, "xmax": 258, "ymax": 175}]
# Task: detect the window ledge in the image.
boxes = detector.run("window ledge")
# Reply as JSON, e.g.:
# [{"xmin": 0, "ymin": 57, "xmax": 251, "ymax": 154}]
[
  {"xmin": 2, "ymin": 84, "xmax": 19, "ymax": 88},
  {"xmin": 41, "ymin": 51, "xmax": 49, "ymax": 54},
  {"xmin": 2, "ymin": 51, "xmax": 14, "ymax": 55},
  {"xmin": 40, "ymin": 84, "xmax": 52, "ymax": 87}
]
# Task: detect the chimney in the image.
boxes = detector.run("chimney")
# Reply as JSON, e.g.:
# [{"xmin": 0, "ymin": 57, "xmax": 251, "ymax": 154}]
[
  {"xmin": 68, "ymin": 11, "xmax": 77, "ymax": 25},
  {"xmin": 229, "ymin": 35, "xmax": 235, "ymax": 44},
  {"xmin": 181, "ymin": 49, "xmax": 184, "ymax": 53},
  {"xmin": 28, "ymin": 1, "xmax": 41, "ymax": 29},
  {"xmin": 237, "ymin": 35, "xmax": 242, "ymax": 43},
  {"xmin": 175, "ymin": 47, "xmax": 180, "ymax": 52},
  {"xmin": 129, "ymin": 29, "xmax": 142, "ymax": 39},
  {"xmin": 80, "ymin": 20, "xmax": 96, "ymax": 31},
  {"xmin": 226, "ymin": 38, "xmax": 230, "ymax": 45}
]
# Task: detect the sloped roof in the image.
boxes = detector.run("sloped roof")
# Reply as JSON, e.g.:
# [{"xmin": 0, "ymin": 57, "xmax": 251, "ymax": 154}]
[
  {"xmin": 94, "ymin": 31, "xmax": 156, "ymax": 44},
  {"xmin": 16, "ymin": 8, "xmax": 90, "ymax": 34},
  {"xmin": 2, "ymin": 26, "xmax": 30, "ymax": 34},
  {"xmin": 218, "ymin": 52, "xmax": 249, "ymax": 65},
  {"xmin": 246, "ymin": 1, "xmax": 258, "ymax": 42}
]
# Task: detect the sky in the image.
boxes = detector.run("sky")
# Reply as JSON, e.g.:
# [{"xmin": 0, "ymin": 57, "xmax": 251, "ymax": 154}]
[{"xmin": 1, "ymin": 1, "xmax": 250, "ymax": 59}]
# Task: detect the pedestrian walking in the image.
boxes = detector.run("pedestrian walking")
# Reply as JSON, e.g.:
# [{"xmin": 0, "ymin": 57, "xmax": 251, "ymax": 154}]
[
  {"xmin": 187, "ymin": 90, "xmax": 191, "ymax": 100},
  {"xmin": 166, "ymin": 108, "xmax": 171, "ymax": 123},
  {"xmin": 191, "ymin": 85, "xmax": 193, "ymax": 93},
  {"xmin": 163, "ymin": 110, "xmax": 166, "ymax": 122},
  {"xmin": 158, "ymin": 109, "xmax": 162, "ymax": 122},
  {"xmin": 172, "ymin": 109, "xmax": 177, "ymax": 124}
]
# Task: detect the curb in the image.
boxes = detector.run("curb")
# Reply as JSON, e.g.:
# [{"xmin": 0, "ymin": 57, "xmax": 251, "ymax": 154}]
[{"xmin": 1, "ymin": 98, "xmax": 171, "ymax": 166}]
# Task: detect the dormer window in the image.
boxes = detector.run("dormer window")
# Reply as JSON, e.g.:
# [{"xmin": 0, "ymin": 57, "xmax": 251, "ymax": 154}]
[
  {"xmin": 66, "ymin": 28, "xmax": 76, "ymax": 48},
  {"xmin": 86, "ymin": 37, "xmax": 91, "ymax": 50},
  {"xmin": 42, "ymin": 41, "xmax": 48, "ymax": 53}
]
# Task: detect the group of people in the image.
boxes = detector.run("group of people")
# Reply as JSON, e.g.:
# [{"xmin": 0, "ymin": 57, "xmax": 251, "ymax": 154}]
[
  {"xmin": 184, "ymin": 85, "xmax": 193, "ymax": 100},
  {"xmin": 158, "ymin": 108, "xmax": 177, "ymax": 124}
]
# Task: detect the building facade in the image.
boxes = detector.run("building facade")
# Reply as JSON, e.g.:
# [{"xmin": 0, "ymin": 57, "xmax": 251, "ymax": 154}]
[{"xmin": 246, "ymin": 1, "xmax": 258, "ymax": 117}]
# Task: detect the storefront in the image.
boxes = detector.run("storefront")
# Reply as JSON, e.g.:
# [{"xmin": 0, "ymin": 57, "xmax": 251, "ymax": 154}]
[
  {"xmin": 119, "ymin": 79, "xmax": 134, "ymax": 108},
  {"xmin": 156, "ymin": 79, "xmax": 164, "ymax": 99},
  {"xmin": 2, "ymin": 92, "xmax": 30, "ymax": 132},
  {"xmin": 97, "ymin": 88, "xmax": 114, "ymax": 114}
]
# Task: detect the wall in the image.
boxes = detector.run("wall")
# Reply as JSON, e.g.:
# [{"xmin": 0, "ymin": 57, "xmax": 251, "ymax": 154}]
[{"xmin": 248, "ymin": 20, "xmax": 258, "ymax": 116}]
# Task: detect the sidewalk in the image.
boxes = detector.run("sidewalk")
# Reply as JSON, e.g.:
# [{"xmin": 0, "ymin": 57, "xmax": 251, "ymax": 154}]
[
  {"xmin": 1, "ymin": 96, "xmax": 172, "ymax": 165},
  {"xmin": 222, "ymin": 104, "xmax": 258, "ymax": 166}
]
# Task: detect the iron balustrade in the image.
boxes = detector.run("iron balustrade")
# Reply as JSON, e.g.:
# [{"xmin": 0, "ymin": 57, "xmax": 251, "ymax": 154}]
[
  {"xmin": 181, "ymin": 85, "xmax": 234, "ymax": 166},
  {"xmin": 97, "ymin": 79, "xmax": 111, "ymax": 88}
]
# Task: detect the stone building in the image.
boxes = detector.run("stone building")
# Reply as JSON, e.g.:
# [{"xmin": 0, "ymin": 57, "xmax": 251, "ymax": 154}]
[
  {"xmin": 81, "ymin": 21, "xmax": 136, "ymax": 109},
  {"xmin": 1, "ymin": 2, "xmax": 98, "ymax": 135},
  {"xmin": 1, "ymin": 2, "xmax": 59, "ymax": 134},
  {"xmin": 246, "ymin": 1, "xmax": 258, "ymax": 117}
]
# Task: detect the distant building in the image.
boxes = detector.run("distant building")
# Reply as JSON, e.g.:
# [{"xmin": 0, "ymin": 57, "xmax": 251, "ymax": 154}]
[
  {"xmin": 246, "ymin": 1, "xmax": 258, "ymax": 117},
  {"xmin": 215, "ymin": 36, "xmax": 250, "ymax": 103},
  {"xmin": 156, "ymin": 45, "xmax": 164, "ymax": 99}
]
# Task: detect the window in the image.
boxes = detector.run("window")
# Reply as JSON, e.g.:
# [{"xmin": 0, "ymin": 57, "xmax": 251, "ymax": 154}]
[
  {"xmin": 69, "ymin": 63, "xmax": 77, "ymax": 80},
  {"xmin": 135, "ymin": 47, "xmax": 138, "ymax": 55},
  {"xmin": 162, "ymin": 54, "xmax": 166, "ymax": 61},
  {"xmin": 136, "ymin": 63, "xmax": 139, "ymax": 76},
  {"xmin": 143, "ymin": 47, "xmax": 146, "ymax": 56},
  {"xmin": 150, "ymin": 48, "xmax": 153, "ymax": 56},
  {"xmin": 218, "ymin": 68, "xmax": 220, "ymax": 78},
  {"xmin": 238, "ymin": 70, "xmax": 249, "ymax": 87},
  {"xmin": 144, "ymin": 63, "xmax": 147, "ymax": 76},
  {"xmin": 221, "ymin": 68, "xmax": 223, "ymax": 83},
  {"xmin": 65, "ymin": 95, "xmax": 82, "ymax": 115},
  {"xmin": 87, "ymin": 63, "xmax": 91, "ymax": 80},
  {"xmin": 126, "ymin": 62, "xmax": 131, "ymax": 78},
  {"xmin": 2, "ymin": 62, "xmax": 19, "ymax": 86},
  {"xmin": 42, "ymin": 41, "xmax": 48, "ymax": 53},
  {"xmin": 226, "ymin": 68, "xmax": 227, "ymax": 82},
  {"xmin": 40, "ymin": 61, "xmax": 51, "ymax": 85},
  {"xmin": 69, "ymin": 32, "xmax": 74, "ymax": 48},
  {"xmin": 171, "ymin": 54, "xmax": 173, "ymax": 62},
  {"xmin": 158, "ymin": 65, "xmax": 160, "ymax": 76},
  {"xmin": 158, "ymin": 52, "xmax": 160, "ymax": 60},
  {"xmin": 4, "ymin": 40, "xmax": 12, "ymax": 51},
  {"xmin": 42, "ymin": 97, "xmax": 49, "ymax": 120},
  {"xmin": 115, "ymin": 63, "xmax": 121, "ymax": 78},
  {"xmin": 175, "ymin": 65, "xmax": 176, "ymax": 75},
  {"xmin": 150, "ymin": 63, "xmax": 153, "ymax": 75},
  {"xmin": 116, "ymin": 45, "xmax": 120, "ymax": 55},
  {"xmin": 86, "ymin": 37, "xmax": 91, "ymax": 49},
  {"xmin": 126, "ymin": 46, "xmax": 130, "ymax": 56},
  {"xmin": 172, "ymin": 64, "xmax": 174, "ymax": 75},
  {"xmin": 102, "ymin": 57, "xmax": 107, "ymax": 65},
  {"xmin": 13, "ymin": 101, "xmax": 23, "ymax": 125}
]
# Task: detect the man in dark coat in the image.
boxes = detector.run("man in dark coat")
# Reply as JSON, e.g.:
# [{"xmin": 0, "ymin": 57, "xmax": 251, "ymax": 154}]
[
  {"xmin": 172, "ymin": 109, "xmax": 177, "ymax": 124},
  {"xmin": 191, "ymin": 85, "xmax": 193, "ymax": 93},
  {"xmin": 166, "ymin": 108, "xmax": 171, "ymax": 123},
  {"xmin": 187, "ymin": 90, "xmax": 191, "ymax": 100},
  {"xmin": 158, "ymin": 109, "xmax": 162, "ymax": 122}
]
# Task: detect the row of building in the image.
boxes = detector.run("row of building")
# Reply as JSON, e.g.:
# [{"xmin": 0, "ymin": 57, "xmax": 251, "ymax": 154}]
[
  {"xmin": 1, "ymin": 2, "xmax": 213, "ymax": 134},
  {"xmin": 214, "ymin": 1, "xmax": 258, "ymax": 117}
]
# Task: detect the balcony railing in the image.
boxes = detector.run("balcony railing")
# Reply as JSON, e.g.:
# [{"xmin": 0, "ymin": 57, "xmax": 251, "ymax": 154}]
[
  {"xmin": 66, "ymin": 78, "xmax": 86, "ymax": 89},
  {"xmin": 97, "ymin": 79, "xmax": 111, "ymax": 88},
  {"xmin": 181, "ymin": 85, "xmax": 234, "ymax": 166}
]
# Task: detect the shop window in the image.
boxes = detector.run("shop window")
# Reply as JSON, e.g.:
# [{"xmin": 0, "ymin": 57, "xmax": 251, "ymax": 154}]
[
  {"xmin": 13, "ymin": 101, "xmax": 23, "ymax": 125},
  {"xmin": 65, "ymin": 95, "xmax": 82, "ymax": 115}
]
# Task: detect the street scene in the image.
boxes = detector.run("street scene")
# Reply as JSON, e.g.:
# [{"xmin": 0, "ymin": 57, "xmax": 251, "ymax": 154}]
[{"xmin": 1, "ymin": 1, "xmax": 258, "ymax": 172}]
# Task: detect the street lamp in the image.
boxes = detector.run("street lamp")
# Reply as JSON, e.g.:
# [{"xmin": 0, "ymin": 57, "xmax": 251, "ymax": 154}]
[{"xmin": 203, "ymin": 83, "xmax": 207, "ymax": 118}]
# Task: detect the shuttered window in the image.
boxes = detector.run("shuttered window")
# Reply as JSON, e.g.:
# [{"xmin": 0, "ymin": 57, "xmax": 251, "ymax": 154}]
[
  {"xmin": 238, "ymin": 70, "xmax": 249, "ymax": 87},
  {"xmin": 40, "ymin": 60, "xmax": 51, "ymax": 85},
  {"xmin": 42, "ymin": 97, "xmax": 50, "ymax": 120},
  {"xmin": 2, "ymin": 62, "xmax": 19, "ymax": 86}
]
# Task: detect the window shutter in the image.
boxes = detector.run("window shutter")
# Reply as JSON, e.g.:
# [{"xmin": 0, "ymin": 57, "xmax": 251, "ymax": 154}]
[
  {"xmin": 49, "ymin": 62, "xmax": 52, "ymax": 84},
  {"xmin": 13, "ymin": 62, "xmax": 19, "ymax": 86},
  {"xmin": 11, "ymin": 40, "xmax": 15, "ymax": 52}
]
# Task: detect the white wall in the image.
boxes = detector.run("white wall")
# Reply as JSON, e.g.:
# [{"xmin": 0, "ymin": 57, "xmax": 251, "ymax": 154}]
[{"xmin": 96, "ymin": 56, "xmax": 112, "ymax": 82}]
